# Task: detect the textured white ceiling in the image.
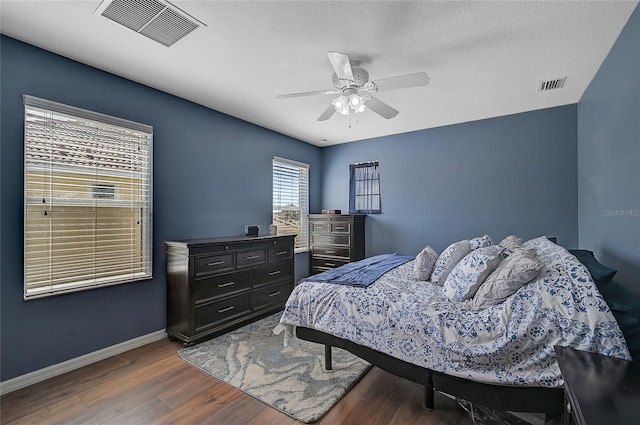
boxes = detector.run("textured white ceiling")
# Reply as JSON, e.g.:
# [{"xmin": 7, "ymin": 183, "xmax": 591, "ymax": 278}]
[{"xmin": 1, "ymin": 1, "xmax": 637, "ymax": 146}]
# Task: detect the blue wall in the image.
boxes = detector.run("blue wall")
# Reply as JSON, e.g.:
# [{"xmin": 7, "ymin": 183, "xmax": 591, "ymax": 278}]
[
  {"xmin": 3, "ymin": 6, "xmax": 637, "ymax": 381},
  {"xmin": 577, "ymin": 4, "xmax": 640, "ymax": 295},
  {"xmin": 0, "ymin": 36, "xmax": 322, "ymax": 381},
  {"xmin": 320, "ymin": 105, "xmax": 579, "ymax": 256}
]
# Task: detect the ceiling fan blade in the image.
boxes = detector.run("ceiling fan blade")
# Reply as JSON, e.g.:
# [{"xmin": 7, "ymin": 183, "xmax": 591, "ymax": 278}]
[
  {"xmin": 369, "ymin": 72, "xmax": 430, "ymax": 92},
  {"xmin": 327, "ymin": 51, "xmax": 354, "ymax": 83},
  {"xmin": 276, "ymin": 89, "xmax": 340, "ymax": 99},
  {"xmin": 366, "ymin": 96, "xmax": 399, "ymax": 119},
  {"xmin": 317, "ymin": 104, "xmax": 337, "ymax": 121}
]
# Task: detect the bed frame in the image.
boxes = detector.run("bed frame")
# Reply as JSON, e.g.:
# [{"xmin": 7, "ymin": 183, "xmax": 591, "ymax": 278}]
[{"xmin": 296, "ymin": 326, "xmax": 564, "ymax": 417}]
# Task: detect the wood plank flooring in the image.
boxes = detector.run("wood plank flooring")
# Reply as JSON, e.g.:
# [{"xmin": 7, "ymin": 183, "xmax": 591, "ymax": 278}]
[{"xmin": 1, "ymin": 338, "xmax": 473, "ymax": 425}]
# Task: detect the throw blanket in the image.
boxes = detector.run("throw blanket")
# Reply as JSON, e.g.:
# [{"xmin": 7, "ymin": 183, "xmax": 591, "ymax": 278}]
[{"xmin": 303, "ymin": 253, "xmax": 414, "ymax": 288}]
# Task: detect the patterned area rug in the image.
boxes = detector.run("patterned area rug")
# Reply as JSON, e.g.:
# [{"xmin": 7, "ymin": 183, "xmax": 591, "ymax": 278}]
[{"xmin": 178, "ymin": 313, "xmax": 371, "ymax": 423}]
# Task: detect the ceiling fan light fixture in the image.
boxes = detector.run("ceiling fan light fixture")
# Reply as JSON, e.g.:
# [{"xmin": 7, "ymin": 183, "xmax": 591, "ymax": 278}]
[
  {"xmin": 332, "ymin": 94, "xmax": 347, "ymax": 108},
  {"xmin": 332, "ymin": 93, "xmax": 367, "ymax": 115},
  {"xmin": 332, "ymin": 95, "xmax": 350, "ymax": 115}
]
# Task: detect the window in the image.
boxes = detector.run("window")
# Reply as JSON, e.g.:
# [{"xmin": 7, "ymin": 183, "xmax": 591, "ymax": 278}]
[
  {"xmin": 272, "ymin": 157, "xmax": 309, "ymax": 251},
  {"xmin": 23, "ymin": 95, "xmax": 153, "ymax": 299},
  {"xmin": 349, "ymin": 161, "xmax": 381, "ymax": 214}
]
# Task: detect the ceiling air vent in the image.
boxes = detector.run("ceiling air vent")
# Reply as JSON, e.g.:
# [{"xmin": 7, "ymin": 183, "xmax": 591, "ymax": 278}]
[
  {"xmin": 537, "ymin": 77, "xmax": 566, "ymax": 92},
  {"xmin": 95, "ymin": 0, "xmax": 204, "ymax": 47}
]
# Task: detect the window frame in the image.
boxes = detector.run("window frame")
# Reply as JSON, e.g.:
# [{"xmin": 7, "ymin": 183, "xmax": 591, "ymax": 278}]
[
  {"xmin": 23, "ymin": 95, "xmax": 153, "ymax": 300},
  {"xmin": 272, "ymin": 156, "xmax": 309, "ymax": 252},
  {"xmin": 349, "ymin": 160, "xmax": 381, "ymax": 214}
]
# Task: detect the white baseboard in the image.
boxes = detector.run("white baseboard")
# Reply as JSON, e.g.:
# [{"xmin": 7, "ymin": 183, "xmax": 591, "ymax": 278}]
[{"xmin": 0, "ymin": 329, "xmax": 166, "ymax": 396}]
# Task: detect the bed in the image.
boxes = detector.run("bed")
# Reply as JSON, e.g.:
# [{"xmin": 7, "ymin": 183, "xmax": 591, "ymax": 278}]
[{"xmin": 277, "ymin": 236, "xmax": 632, "ymax": 416}]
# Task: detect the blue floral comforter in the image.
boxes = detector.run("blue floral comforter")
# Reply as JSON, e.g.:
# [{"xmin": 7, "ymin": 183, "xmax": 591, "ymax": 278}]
[{"xmin": 280, "ymin": 236, "xmax": 631, "ymax": 387}]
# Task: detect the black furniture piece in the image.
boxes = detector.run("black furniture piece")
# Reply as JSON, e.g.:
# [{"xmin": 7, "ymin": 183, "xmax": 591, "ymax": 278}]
[
  {"xmin": 165, "ymin": 234, "xmax": 295, "ymax": 346},
  {"xmin": 309, "ymin": 214, "xmax": 365, "ymax": 274},
  {"xmin": 555, "ymin": 345, "xmax": 640, "ymax": 425},
  {"xmin": 296, "ymin": 327, "xmax": 564, "ymax": 416}
]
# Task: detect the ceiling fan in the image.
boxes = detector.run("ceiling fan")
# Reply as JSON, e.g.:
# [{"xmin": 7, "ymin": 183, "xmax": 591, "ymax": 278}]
[{"xmin": 276, "ymin": 51, "xmax": 430, "ymax": 124}]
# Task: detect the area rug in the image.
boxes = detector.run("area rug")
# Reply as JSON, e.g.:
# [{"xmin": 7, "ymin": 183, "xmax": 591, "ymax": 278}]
[{"xmin": 178, "ymin": 313, "xmax": 371, "ymax": 423}]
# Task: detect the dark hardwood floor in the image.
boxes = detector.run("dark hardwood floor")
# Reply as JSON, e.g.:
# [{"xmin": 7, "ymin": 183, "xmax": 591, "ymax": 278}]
[{"xmin": 1, "ymin": 338, "xmax": 473, "ymax": 424}]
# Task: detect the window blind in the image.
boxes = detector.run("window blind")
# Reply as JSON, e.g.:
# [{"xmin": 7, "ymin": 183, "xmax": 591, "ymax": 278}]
[
  {"xmin": 23, "ymin": 95, "xmax": 153, "ymax": 299},
  {"xmin": 349, "ymin": 161, "xmax": 381, "ymax": 214},
  {"xmin": 272, "ymin": 157, "xmax": 309, "ymax": 251}
]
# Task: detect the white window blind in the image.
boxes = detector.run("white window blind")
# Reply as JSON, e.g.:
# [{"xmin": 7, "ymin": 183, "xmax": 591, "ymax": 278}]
[
  {"xmin": 272, "ymin": 157, "xmax": 309, "ymax": 251},
  {"xmin": 23, "ymin": 95, "xmax": 153, "ymax": 299}
]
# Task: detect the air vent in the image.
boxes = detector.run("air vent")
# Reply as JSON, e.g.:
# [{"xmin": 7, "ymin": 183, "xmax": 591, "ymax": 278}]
[
  {"xmin": 537, "ymin": 77, "xmax": 566, "ymax": 92},
  {"xmin": 95, "ymin": 0, "xmax": 203, "ymax": 47}
]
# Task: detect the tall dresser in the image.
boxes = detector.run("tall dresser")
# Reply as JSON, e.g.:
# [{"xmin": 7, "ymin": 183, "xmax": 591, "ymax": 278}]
[
  {"xmin": 165, "ymin": 234, "xmax": 295, "ymax": 346},
  {"xmin": 309, "ymin": 214, "xmax": 365, "ymax": 274}
]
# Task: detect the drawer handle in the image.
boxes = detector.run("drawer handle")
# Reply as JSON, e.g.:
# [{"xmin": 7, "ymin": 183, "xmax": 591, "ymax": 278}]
[
  {"xmin": 334, "ymin": 226, "xmax": 346, "ymax": 230},
  {"xmin": 325, "ymin": 262, "xmax": 336, "ymax": 267},
  {"xmin": 275, "ymin": 251, "xmax": 288, "ymax": 256},
  {"xmin": 324, "ymin": 250, "xmax": 337, "ymax": 254},
  {"xmin": 244, "ymin": 255, "xmax": 261, "ymax": 260},
  {"xmin": 206, "ymin": 260, "xmax": 225, "ymax": 266},
  {"xmin": 217, "ymin": 306, "xmax": 235, "ymax": 313},
  {"xmin": 268, "ymin": 270, "xmax": 281, "ymax": 276},
  {"xmin": 268, "ymin": 291, "xmax": 281, "ymax": 297},
  {"xmin": 218, "ymin": 281, "xmax": 235, "ymax": 288}
]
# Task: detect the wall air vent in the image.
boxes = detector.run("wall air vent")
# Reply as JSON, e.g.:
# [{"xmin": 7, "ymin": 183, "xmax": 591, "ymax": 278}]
[
  {"xmin": 95, "ymin": 0, "xmax": 204, "ymax": 47},
  {"xmin": 537, "ymin": 77, "xmax": 566, "ymax": 92}
]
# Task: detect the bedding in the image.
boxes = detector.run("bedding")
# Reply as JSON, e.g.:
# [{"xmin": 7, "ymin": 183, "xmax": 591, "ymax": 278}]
[
  {"xmin": 302, "ymin": 253, "xmax": 413, "ymax": 288},
  {"xmin": 280, "ymin": 236, "xmax": 631, "ymax": 388},
  {"xmin": 467, "ymin": 247, "xmax": 544, "ymax": 309}
]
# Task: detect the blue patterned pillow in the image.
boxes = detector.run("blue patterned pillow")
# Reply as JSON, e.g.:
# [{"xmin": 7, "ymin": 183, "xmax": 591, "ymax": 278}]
[
  {"xmin": 430, "ymin": 240, "xmax": 470, "ymax": 285},
  {"xmin": 414, "ymin": 245, "xmax": 438, "ymax": 281},
  {"xmin": 469, "ymin": 234, "xmax": 493, "ymax": 251},
  {"xmin": 443, "ymin": 245, "xmax": 505, "ymax": 302}
]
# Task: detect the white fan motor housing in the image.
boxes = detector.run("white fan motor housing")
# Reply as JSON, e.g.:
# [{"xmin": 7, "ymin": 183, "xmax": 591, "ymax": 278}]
[{"xmin": 332, "ymin": 65, "xmax": 369, "ymax": 89}]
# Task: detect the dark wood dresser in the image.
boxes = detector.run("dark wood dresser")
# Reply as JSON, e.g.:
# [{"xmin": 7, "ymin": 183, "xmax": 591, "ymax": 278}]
[
  {"xmin": 309, "ymin": 214, "xmax": 365, "ymax": 274},
  {"xmin": 555, "ymin": 345, "xmax": 640, "ymax": 425},
  {"xmin": 165, "ymin": 234, "xmax": 295, "ymax": 346}
]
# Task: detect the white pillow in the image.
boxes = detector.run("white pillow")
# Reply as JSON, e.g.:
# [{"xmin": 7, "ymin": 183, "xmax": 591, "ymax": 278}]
[
  {"xmin": 414, "ymin": 246, "xmax": 438, "ymax": 281},
  {"xmin": 468, "ymin": 248, "xmax": 544, "ymax": 309},
  {"xmin": 498, "ymin": 235, "xmax": 524, "ymax": 254},
  {"xmin": 430, "ymin": 240, "xmax": 470, "ymax": 285},
  {"xmin": 469, "ymin": 234, "xmax": 493, "ymax": 251},
  {"xmin": 443, "ymin": 245, "xmax": 505, "ymax": 302}
]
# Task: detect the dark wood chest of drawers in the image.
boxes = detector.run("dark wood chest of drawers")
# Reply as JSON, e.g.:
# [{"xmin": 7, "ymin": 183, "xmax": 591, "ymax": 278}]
[
  {"xmin": 165, "ymin": 234, "xmax": 295, "ymax": 346},
  {"xmin": 309, "ymin": 214, "xmax": 365, "ymax": 274}
]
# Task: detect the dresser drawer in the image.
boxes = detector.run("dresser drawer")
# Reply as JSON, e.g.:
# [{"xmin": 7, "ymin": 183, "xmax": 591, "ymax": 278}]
[
  {"xmin": 311, "ymin": 221, "xmax": 330, "ymax": 233},
  {"xmin": 268, "ymin": 244, "xmax": 293, "ymax": 262},
  {"xmin": 194, "ymin": 253, "xmax": 235, "ymax": 276},
  {"xmin": 195, "ymin": 270, "xmax": 250, "ymax": 303},
  {"xmin": 313, "ymin": 246, "xmax": 350, "ymax": 258},
  {"xmin": 330, "ymin": 222, "xmax": 351, "ymax": 233},
  {"xmin": 194, "ymin": 293, "xmax": 251, "ymax": 332},
  {"xmin": 253, "ymin": 281, "xmax": 292, "ymax": 311},
  {"xmin": 236, "ymin": 249, "xmax": 266, "ymax": 268},
  {"xmin": 253, "ymin": 261, "xmax": 293, "ymax": 286},
  {"xmin": 313, "ymin": 257, "xmax": 349, "ymax": 270},
  {"xmin": 313, "ymin": 234, "xmax": 350, "ymax": 246}
]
